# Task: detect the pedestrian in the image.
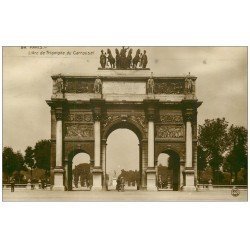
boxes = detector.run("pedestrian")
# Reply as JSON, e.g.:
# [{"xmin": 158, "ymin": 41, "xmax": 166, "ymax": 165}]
[
  {"xmin": 11, "ymin": 178, "xmax": 15, "ymax": 192},
  {"xmin": 116, "ymin": 177, "xmax": 121, "ymax": 191}
]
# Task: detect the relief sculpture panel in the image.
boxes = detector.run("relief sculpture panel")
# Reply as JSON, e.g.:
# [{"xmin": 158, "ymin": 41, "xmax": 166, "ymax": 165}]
[
  {"xmin": 65, "ymin": 124, "xmax": 94, "ymax": 138},
  {"xmin": 160, "ymin": 114, "xmax": 183, "ymax": 123},
  {"xmin": 156, "ymin": 125, "xmax": 184, "ymax": 138},
  {"xmin": 154, "ymin": 81, "xmax": 184, "ymax": 94},
  {"xmin": 102, "ymin": 113, "xmax": 147, "ymax": 133},
  {"xmin": 66, "ymin": 113, "xmax": 93, "ymax": 123},
  {"xmin": 64, "ymin": 79, "xmax": 95, "ymax": 93}
]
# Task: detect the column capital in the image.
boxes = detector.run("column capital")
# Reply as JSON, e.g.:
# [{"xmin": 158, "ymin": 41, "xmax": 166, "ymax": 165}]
[
  {"xmin": 183, "ymin": 109, "xmax": 194, "ymax": 122},
  {"xmin": 90, "ymin": 98, "xmax": 105, "ymax": 122},
  {"xmin": 55, "ymin": 108, "xmax": 63, "ymax": 120},
  {"xmin": 143, "ymin": 99, "xmax": 159, "ymax": 122}
]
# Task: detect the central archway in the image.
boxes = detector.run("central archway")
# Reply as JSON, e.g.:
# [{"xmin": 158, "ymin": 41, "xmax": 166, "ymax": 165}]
[
  {"xmin": 103, "ymin": 120, "xmax": 145, "ymax": 190},
  {"xmin": 106, "ymin": 129, "xmax": 140, "ymax": 190}
]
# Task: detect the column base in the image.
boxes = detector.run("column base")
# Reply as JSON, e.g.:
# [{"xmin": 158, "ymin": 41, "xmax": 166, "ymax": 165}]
[
  {"xmin": 146, "ymin": 168, "xmax": 157, "ymax": 191},
  {"xmin": 53, "ymin": 168, "xmax": 65, "ymax": 191},
  {"xmin": 182, "ymin": 186, "xmax": 197, "ymax": 192},
  {"xmin": 52, "ymin": 186, "xmax": 65, "ymax": 191},
  {"xmin": 92, "ymin": 168, "xmax": 103, "ymax": 191}
]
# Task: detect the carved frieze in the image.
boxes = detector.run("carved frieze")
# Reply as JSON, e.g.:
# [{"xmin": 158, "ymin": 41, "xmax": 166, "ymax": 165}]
[
  {"xmin": 102, "ymin": 114, "xmax": 147, "ymax": 132},
  {"xmin": 130, "ymin": 115, "xmax": 147, "ymax": 131},
  {"xmin": 154, "ymin": 82, "xmax": 184, "ymax": 94},
  {"xmin": 156, "ymin": 125, "xmax": 184, "ymax": 138},
  {"xmin": 102, "ymin": 114, "xmax": 121, "ymax": 127},
  {"xmin": 65, "ymin": 124, "xmax": 94, "ymax": 138},
  {"xmin": 64, "ymin": 79, "xmax": 95, "ymax": 93},
  {"xmin": 66, "ymin": 113, "xmax": 93, "ymax": 123},
  {"xmin": 160, "ymin": 114, "xmax": 183, "ymax": 123}
]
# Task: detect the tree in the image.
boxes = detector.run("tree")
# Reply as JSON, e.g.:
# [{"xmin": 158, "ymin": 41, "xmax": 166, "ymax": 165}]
[
  {"xmin": 13, "ymin": 151, "xmax": 25, "ymax": 183},
  {"xmin": 198, "ymin": 118, "xmax": 229, "ymax": 179},
  {"xmin": 197, "ymin": 145, "xmax": 207, "ymax": 181},
  {"xmin": 34, "ymin": 140, "xmax": 51, "ymax": 178},
  {"xmin": 24, "ymin": 146, "xmax": 34, "ymax": 179},
  {"xmin": 226, "ymin": 125, "xmax": 247, "ymax": 184},
  {"xmin": 2, "ymin": 147, "xmax": 16, "ymax": 181}
]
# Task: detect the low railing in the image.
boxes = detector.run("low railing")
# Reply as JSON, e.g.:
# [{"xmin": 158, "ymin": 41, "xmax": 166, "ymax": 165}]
[
  {"xmin": 3, "ymin": 183, "xmax": 51, "ymax": 190},
  {"xmin": 197, "ymin": 184, "xmax": 247, "ymax": 190}
]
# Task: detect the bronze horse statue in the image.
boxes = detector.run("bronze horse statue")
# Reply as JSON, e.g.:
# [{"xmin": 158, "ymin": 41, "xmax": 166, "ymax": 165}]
[
  {"xmin": 126, "ymin": 49, "xmax": 133, "ymax": 69},
  {"xmin": 120, "ymin": 46, "xmax": 129, "ymax": 69},
  {"xmin": 132, "ymin": 49, "xmax": 140, "ymax": 68},
  {"xmin": 107, "ymin": 49, "xmax": 115, "ymax": 68}
]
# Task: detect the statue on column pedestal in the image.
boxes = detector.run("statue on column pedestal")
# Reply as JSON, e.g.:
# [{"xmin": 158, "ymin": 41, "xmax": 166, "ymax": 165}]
[
  {"xmin": 53, "ymin": 75, "xmax": 64, "ymax": 96},
  {"xmin": 147, "ymin": 72, "xmax": 154, "ymax": 94},
  {"xmin": 94, "ymin": 76, "xmax": 102, "ymax": 94}
]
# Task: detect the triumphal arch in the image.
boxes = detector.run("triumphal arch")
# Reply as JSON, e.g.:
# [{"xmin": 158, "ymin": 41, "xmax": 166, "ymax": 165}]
[{"xmin": 46, "ymin": 48, "xmax": 202, "ymax": 191}]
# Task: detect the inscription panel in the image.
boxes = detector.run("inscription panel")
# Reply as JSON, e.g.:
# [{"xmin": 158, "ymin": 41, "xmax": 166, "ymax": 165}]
[{"xmin": 103, "ymin": 81, "xmax": 146, "ymax": 94}]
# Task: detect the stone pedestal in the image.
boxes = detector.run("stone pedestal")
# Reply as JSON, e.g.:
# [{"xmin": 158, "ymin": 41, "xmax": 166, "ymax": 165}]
[
  {"xmin": 92, "ymin": 168, "xmax": 103, "ymax": 190},
  {"xmin": 26, "ymin": 180, "xmax": 31, "ymax": 190},
  {"xmin": 112, "ymin": 177, "xmax": 117, "ymax": 187},
  {"xmin": 53, "ymin": 168, "xmax": 65, "ymax": 191},
  {"xmin": 146, "ymin": 168, "xmax": 157, "ymax": 191},
  {"xmin": 182, "ymin": 169, "xmax": 196, "ymax": 191}
]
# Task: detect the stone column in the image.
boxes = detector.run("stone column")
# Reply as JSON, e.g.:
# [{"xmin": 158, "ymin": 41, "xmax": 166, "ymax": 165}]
[
  {"xmin": 144, "ymin": 99, "xmax": 159, "ymax": 191},
  {"xmin": 148, "ymin": 120, "xmax": 154, "ymax": 168},
  {"xmin": 180, "ymin": 160, "xmax": 185, "ymax": 189},
  {"xmin": 141, "ymin": 140, "xmax": 148, "ymax": 189},
  {"xmin": 183, "ymin": 110, "xmax": 196, "ymax": 191},
  {"xmin": 64, "ymin": 160, "xmax": 69, "ymax": 191},
  {"xmin": 53, "ymin": 108, "xmax": 64, "ymax": 190},
  {"xmin": 146, "ymin": 117, "xmax": 157, "ymax": 190},
  {"xmin": 91, "ymin": 99, "xmax": 104, "ymax": 191},
  {"xmin": 101, "ymin": 141, "xmax": 107, "ymax": 190}
]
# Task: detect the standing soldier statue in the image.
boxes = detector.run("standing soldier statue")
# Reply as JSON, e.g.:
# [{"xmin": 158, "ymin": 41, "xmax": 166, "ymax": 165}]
[
  {"xmin": 147, "ymin": 72, "xmax": 154, "ymax": 94},
  {"xmin": 53, "ymin": 74, "xmax": 64, "ymax": 96},
  {"xmin": 185, "ymin": 72, "xmax": 195, "ymax": 94},
  {"xmin": 141, "ymin": 50, "xmax": 148, "ymax": 68},
  {"xmin": 94, "ymin": 76, "xmax": 102, "ymax": 94},
  {"xmin": 100, "ymin": 50, "xmax": 106, "ymax": 69}
]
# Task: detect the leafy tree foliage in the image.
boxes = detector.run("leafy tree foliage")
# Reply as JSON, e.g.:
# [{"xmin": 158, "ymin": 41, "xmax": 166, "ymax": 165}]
[
  {"xmin": 2, "ymin": 147, "xmax": 25, "ymax": 182},
  {"xmin": 73, "ymin": 163, "xmax": 91, "ymax": 186},
  {"xmin": 226, "ymin": 125, "xmax": 247, "ymax": 183},
  {"xmin": 24, "ymin": 146, "xmax": 34, "ymax": 170},
  {"xmin": 119, "ymin": 169, "xmax": 140, "ymax": 185},
  {"xmin": 2, "ymin": 147, "xmax": 17, "ymax": 181},
  {"xmin": 198, "ymin": 118, "xmax": 247, "ymax": 184},
  {"xmin": 197, "ymin": 145, "xmax": 207, "ymax": 173},
  {"xmin": 34, "ymin": 140, "xmax": 51, "ymax": 177},
  {"xmin": 198, "ymin": 118, "xmax": 229, "ymax": 178}
]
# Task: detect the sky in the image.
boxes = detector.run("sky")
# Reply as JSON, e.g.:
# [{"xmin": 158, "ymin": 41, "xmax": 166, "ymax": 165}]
[{"xmin": 2, "ymin": 46, "xmax": 247, "ymax": 172}]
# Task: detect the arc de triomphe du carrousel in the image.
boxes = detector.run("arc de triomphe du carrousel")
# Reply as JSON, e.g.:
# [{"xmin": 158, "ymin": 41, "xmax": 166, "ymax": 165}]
[{"xmin": 46, "ymin": 47, "xmax": 202, "ymax": 191}]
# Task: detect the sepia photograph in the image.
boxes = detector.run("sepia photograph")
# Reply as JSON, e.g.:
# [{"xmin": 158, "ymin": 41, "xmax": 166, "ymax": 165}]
[
  {"xmin": 1, "ymin": 1, "xmax": 250, "ymax": 250},
  {"xmin": 2, "ymin": 46, "xmax": 248, "ymax": 201}
]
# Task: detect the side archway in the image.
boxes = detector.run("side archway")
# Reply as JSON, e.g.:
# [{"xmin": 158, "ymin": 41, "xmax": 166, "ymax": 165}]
[
  {"xmin": 157, "ymin": 149, "xmax": 181, "ymax": 191},
  {"xmin": 66, "ymin": 149, "xmax": 92, "ymax": 191}
]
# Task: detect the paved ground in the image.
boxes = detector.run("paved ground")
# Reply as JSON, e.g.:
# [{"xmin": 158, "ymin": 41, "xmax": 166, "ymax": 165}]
[{"xmin": 2, "ymin": 189, "xmax": 248, "ymax": 202}]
